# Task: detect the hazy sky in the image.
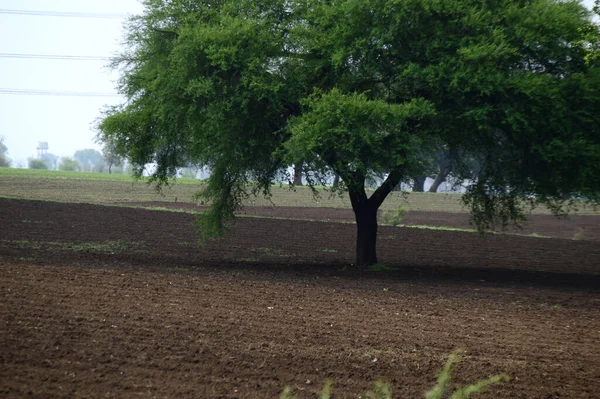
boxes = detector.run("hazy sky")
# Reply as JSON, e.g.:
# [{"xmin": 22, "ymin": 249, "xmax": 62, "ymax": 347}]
[
  {"xmin": 0, "ymin": 0, "xmax": 597, "ymax": 167},
  {"xmin": 0, "ymin": 0, "xmax": 144, "ymax": 166}
]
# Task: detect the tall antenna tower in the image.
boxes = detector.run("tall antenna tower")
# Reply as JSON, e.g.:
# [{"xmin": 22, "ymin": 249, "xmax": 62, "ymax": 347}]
[{"xmin": 37, "ymin": 142, "xmax": 49, "ymax": 158}]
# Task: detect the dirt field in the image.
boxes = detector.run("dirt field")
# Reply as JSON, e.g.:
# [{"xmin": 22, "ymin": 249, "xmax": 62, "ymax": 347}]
[
  {"xmin": 1, "ymin": 198, "xmax": 599, "ymax": 398},
  {"xmin": 122, "ymin": 201, "xmax": 600, "ymax": 241}
]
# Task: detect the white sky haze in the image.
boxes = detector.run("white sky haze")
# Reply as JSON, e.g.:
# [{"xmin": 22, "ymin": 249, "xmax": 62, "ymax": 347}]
[
  {"xmin": 0, "ymin": 0, "xmax": 597, "ymax": 167},
  {"xmin": 0, "ymin": 0, "xmax": 143, "ymax": 166}
]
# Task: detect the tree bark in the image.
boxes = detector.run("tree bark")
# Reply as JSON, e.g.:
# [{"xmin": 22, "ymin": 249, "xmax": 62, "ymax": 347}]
[
  {"xmin": 354, "ymin": 202, "xmax": 379, "ymax": 266},
  {"xmin": 332, "ymin": 173, "xmax": 340, "ymax": 188},
  {"xmin": 347, "ymin": 169, "xmax": 403, "ymax": 267},
  {"xmin": 293, "ymin": 163, "xmax": 303, "ymax": 186},
  {"xmin": 412, "ymin": 175, "xmax": 426, "ymax": 192},
  {"xmin": 428, "ymin": 158, "xmax": 452, "ymax": 192},
  {"xmin": 428, "ymin": 173, "xmax": 445, "ymax": 192}
]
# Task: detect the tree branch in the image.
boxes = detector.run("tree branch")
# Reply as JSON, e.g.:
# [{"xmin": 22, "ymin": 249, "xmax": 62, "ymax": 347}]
[
  {"xmin": 347, "ymin": 171, "xmax": 368, "ymax": 213},
  {"xmin": 151, "ymin": 27, "xmax": 179, "ymax": 37},
  {"xmin": 368, "ymin": 168, "xmax": 404, "ymax": 210}
]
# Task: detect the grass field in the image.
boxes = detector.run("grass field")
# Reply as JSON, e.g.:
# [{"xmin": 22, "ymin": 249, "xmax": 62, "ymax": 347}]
[{"xmin": 2, "ymin": 167, "xmax": 598, "ymax": 214}]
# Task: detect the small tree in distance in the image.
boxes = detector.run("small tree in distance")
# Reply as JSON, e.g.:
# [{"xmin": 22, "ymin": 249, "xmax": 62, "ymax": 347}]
[
  {"xmin": 100, "ymin": 140, "xmax": 123, "ymax": 174},
  {"xmin": 99, "ymin": 0, "xmax": 600, "ymax": 267},
  {"xmin": 0, "ymin": 137, "xmax": 10, "ymax": 167},
  {"xmin": 28, "ymin": 158, "xmax": 48, "ymax": 170},
  {"xmin": 40, "ymin": 153, "xmax": 59, "ymax": 170},
  {"xmin": 58, "ymin": 157, "xmax": 79, "ymax": 172},
  {"xmin": 74, "ymin": 149, "xmax": 104, "ymax": 173}
]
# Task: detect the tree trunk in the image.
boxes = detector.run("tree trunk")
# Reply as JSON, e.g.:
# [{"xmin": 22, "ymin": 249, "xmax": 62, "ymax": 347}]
[
  {"xmin": 412, "ymin": 175, "xmax": 426, "ymax": 192},
  {"xmin": 428, "ymin": 173, "xmax": 445, "ymax": 192},
  {"xmin": 428, "ymin": 159, "xmax": 452, "ymax": 192},
  {"xmin": 293, "ymin": 163, "xmax": 303, "ymax": 186},
  {"xmin": 346, "ymin": 169, "xmax": 403, "ymax": 268},
  {"xmin": 332, "ymin": 173, "xmax": 340, "ymax": 188},
  {"xmin": 354, "ymin": 204, "xmax": 379, "ymax": 266},
  {"xmin": 108, "ymin": 162, "xmax": 113, "ymax": 174}
]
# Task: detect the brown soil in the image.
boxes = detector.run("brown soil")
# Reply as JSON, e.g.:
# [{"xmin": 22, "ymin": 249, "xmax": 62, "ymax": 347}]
[
  {"xmin": 1, "ymin": 198, "xmax": 599, "ymax": 398},
  {"xmin": 118, "ymin": 201, "xmax": 600, "ymax": 241}
]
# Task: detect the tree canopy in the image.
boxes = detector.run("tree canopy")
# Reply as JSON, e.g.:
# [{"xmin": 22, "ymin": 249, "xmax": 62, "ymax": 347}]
[
  {"xmin": 100, "ymin": 139, "xmax": 124, "ymax": 174},
  {"xmin": 40, "ymin": 153, "xmax": 59, "ymax": 170},
  {"xmin": 28, "ymin": 158, "xmax": 48, "ymax": 170},
  {"xmin": 99, "ymin": 0, "xmax": 600, "ymax": 266},
  {"xmin": 0, "ymin": 137, "xmax": 9, "ymax": 167},
  {"xmin": 73, "ymin": 149, "xmax": 105, "ymax": 173},
  {"xmin": 59, "ymin": 157, "xmax": 79, "ymax": 172}
]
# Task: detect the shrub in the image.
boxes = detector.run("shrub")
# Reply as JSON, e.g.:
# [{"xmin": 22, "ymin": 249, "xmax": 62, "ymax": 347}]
[
  {"xmin": 58, "ymin": 157, "xmax": 79, "ymax": 172},
  {"xmin": 380, "ymin": 205, "xmax": 407, "ymax": 226},
  {"xmin": 28, "ymin": 158, "xmax": 48, "ymax": 170}
]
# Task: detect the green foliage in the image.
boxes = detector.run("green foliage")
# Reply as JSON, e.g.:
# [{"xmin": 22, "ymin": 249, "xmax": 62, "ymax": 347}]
[
  {"xmin": 286, "ymin": 89, "xmax": 434, "ymax": 191},
  {"xmin": 279, "ymin": 380, "xmax": 332, "ymax": 399},
  {"xmin": 279, "ymin": 350, "xmax": 509, "ymax": 398},
  {"xmin": 278, "ymin": 386, "xmax": 295, "ymax": 399},
  {"xmin": 179, "ymin": 167, "xmax": 199, "ymax": 179},
  {"xmin": 40, "ymin": 153, "xmax": 59, "ymax": 170},
  {"xmin": 363, "ymin": 380, "xmax": 393, "ymax": 399},
  {"xmin": 425, "ymin": 351, "xmax": 510, "ymax": 399},
  {"xmin": 58, "ymin": 157, "xmax": 79, "ymax": 172},
  {"xmin": 319, "ymin": 379, "xmax": 333, "ymax": 399},
  {"xmin": 0, "ymin": 136, "xmax": 7, "ymax": 156},
  {"xmin": 380, "ymin": 205, "xmax": 407, "ymax": 227},
  {"xmin": 0, "ymin": 154, "xmax": 10, "ymax": 168},
  {"xmin": 73, "ymin": 149, "xmax": 104, "ymax": 173},
  {"xmin": 99, "ymin": 138, "xmax": 124, "ymax": 174},
  {"xmin": 0, "ymin": 166, "xmax": 201, "ymax": 185},
  {"xmin": 368, "ymin": 263, "xmax": 400, "ymax": 272},
  {"xmin": 28, "ymin": 158, "xmax": 48, "ymax": 170},
  {"xmin": 99, "ymin": 0, "xmax": 600, "ymax": 263},
  {"xmin": 0, "ymin": 137, "xmax": 9, "ymax": 166}
]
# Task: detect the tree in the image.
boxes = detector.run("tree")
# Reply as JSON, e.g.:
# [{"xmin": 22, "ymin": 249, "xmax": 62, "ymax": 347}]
[
  {"xmin": 100, "ymin": 140, "xmax": 124, "ymax": 174},
  {"xmin": 28, "ymin": 158, "xmax": 48, "ymax": 170},
  {"xmin": 40, "ymin": 153, "xmax": 59, "ymax": 170},
  {"xmin": 58, "ymin": 157, "xmax": 79, "ymax": 172},
  {"xmin": 428, "ymin": 150, "xmax": 453, "ymax": 193},
  {"xmin": 411, "ymin": 176, "xmax": 426, "ymax": 193},
  {"xmin": 293, "ymin": 164, "xmax": 304, "ymax": 186},
  {"xmin": 73, "ymin": 149, "xmax": 104, "ymax": 173},
  {"xmin": 0, "ymin": 137, "xmax": 10, "ymax": 167},
  {"xmin": 99, "ymin": 0, "xmax": 600, "ymax": 267}
]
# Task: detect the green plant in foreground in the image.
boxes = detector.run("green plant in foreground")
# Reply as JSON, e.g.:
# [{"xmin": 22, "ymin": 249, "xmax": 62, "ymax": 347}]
[
  {"xmin": 572, "ymin": 228, "xmax": 585, "ymax": 240},
  {"xmin": 380, "ymin": 205, "xmax": 407, "ymax": 227},
  {"xmin": 279, "ymin": 350, "xmax": 509, "ymax": 398},
  {"xmin": 368, "ymin": 263, "xmax": 400, "ymax": 272},
  {"xmin": 280, "ymin": 379, "xmax": 332, "ymax": 399},
  {"xmin": 425, "ymin": 351, "xmax": 509, "ymax": 399}
]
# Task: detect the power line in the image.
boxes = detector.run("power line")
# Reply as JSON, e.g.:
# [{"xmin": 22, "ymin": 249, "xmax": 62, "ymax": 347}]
[
  {"xmin": 0, "ymin": 9, "xmax": 129, "ymax": 19},
  {"xmin": 0, "ymin": 53, "xmax": 111, "ymax": 61},
  {"xmin": 0, "ymin": 88, "xmax": 120, "ymax": 97}
]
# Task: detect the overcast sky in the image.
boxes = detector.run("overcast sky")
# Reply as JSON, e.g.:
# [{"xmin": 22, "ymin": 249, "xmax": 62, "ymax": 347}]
[
  {"xmin": 0, "ymin": 0, "xmax": 597, "ymax": 167},
  {"xmin": 0, "ymin": 0, "xmax": 144, "ymax": 166}
]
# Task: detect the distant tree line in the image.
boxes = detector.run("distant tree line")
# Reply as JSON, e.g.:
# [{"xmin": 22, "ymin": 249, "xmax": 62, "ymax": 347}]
[
  {"xmin": 0, "ymin": 137, "xmax": 10, "ymax": 168},
  {"xmin": 25, "ymin": 146, "xmax": 130, "ymax": 174}
]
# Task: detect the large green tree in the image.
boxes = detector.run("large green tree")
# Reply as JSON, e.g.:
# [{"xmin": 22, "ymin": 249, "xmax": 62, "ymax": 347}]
[{"xmin": 99, "ymin": 0, "xmax": 600, "ymax": 267}]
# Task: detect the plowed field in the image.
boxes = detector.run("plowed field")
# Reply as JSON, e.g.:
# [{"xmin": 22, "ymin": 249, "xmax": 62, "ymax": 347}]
[{"xmin": 1, "ymin": 198, "xmax": 599, "ymax": 398}]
